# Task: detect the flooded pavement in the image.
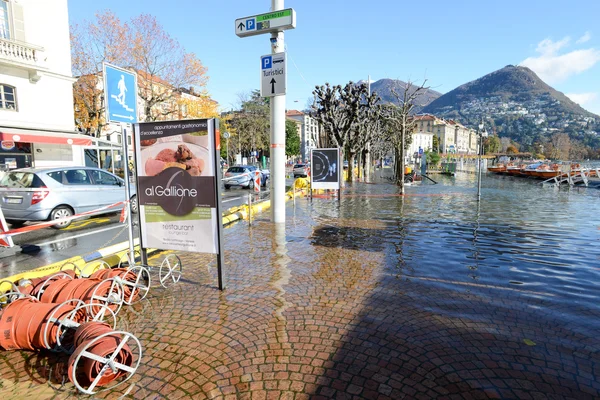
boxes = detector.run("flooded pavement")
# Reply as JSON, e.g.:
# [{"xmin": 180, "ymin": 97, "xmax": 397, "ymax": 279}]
[{"xmin": 1, "ymin": 173, "xmax": 599, "ymax": 399}]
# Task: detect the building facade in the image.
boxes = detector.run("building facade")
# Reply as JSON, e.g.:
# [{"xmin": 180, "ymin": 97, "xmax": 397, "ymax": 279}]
[
  {"xmin": 285, "ymin": 110, "xmax": 321, "ymax": 161},
  {"xmin": 0, "ymin": 0, "xmax": 95, "ymax": 169}
]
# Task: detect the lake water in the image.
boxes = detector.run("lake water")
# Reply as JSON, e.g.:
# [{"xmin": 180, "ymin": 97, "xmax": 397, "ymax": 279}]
[
  {"xmin": 290, "ymin": 171, "xmax": 600, "ymax": 396},
  {"xmin": 309, "ymin": 173, "xmax": 600, "ymax": 335}
]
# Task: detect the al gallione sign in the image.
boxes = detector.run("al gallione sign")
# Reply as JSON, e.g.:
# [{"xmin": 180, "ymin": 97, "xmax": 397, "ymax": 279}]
[{"xmin": 134, "ymin": 118, "xmax": 219, "ymax": 254}]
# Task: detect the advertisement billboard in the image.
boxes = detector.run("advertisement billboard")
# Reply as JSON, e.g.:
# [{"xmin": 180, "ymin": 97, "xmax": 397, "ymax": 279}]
[
  {"xmin": 310, "ymin": 148, "xmax": 340, "ymax": 190},
  {"xmin": 134, "ymin": 119, "xmax": 219, "ymax": 253}
]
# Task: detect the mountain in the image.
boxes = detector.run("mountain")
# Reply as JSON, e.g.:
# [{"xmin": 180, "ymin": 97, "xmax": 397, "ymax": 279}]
[
  {"xmin": 421, "ymin": 65, "xmax": 600, "ymax": 149},
  {"xmin": 363, "ymin": 79, "xmax": 442, "ymax": 112}
]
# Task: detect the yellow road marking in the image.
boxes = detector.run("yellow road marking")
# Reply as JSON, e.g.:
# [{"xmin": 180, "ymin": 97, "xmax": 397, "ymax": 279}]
[{"xmin": 64, "ymin": 217, "xmax": 111, "ymax": 230}]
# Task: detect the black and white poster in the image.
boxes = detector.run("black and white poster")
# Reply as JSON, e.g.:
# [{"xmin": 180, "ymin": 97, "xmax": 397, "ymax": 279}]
[{"xmin": 310, "ymin": 148, "xmax": 340, "ymax": 190}]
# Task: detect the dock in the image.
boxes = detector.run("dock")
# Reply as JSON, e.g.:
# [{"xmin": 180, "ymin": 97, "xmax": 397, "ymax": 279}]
[{"xmin": 541, "ymin": 167, "xmax": 600, "ymax": 188}]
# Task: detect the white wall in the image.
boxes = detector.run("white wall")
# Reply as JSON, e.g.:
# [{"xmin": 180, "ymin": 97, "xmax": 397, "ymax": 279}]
[
  {"xmin": 0, "ymin": 0, "xmax": 75, "ymax": 131},
  {"xmin": 0, "ymin": 65, "xmax": 74, "ymax": 130},
  {"xmin": 20, "ymin": 0, "xmax": 72, "ymax": 76}
]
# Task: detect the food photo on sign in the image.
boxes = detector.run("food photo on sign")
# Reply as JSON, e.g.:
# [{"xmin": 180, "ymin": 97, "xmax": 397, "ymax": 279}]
[{"xmin": 135, "ymin": 120, "xmax": 218, "ymax": 254}]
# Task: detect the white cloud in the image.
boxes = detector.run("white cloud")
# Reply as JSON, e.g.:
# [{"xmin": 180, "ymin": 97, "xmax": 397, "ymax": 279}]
[
  {"xmin": 576, "ymin": 31, "xmax": 591, "ymax": 44},
  {"xmin": 536, "ymin": 37, "xmax": 570, "ymax": 55},
  {"xmin": 566, "ymin": 92, "xmax": 597, "ymax": 105},
  {"xmin": 520, "ymin": 37, "xmax": 600, "ymax": 83}
]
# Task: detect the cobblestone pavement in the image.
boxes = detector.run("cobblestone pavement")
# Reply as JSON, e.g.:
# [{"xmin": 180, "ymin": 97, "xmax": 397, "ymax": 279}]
[{"xmin": 1, "ymin": 195, "xmax": 599, "ymax": 399}]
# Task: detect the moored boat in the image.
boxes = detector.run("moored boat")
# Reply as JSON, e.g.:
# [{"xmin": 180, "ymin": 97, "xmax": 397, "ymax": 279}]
[
  {"xmin": 487, "ymin": 163, "xmax": 506, "ymax": 173},
  {"xmin": 521, "ymin": 162, "xmax": 543, "ymax": 177},
  {"xmin": 505, "ymin": 163, "xmax": 524, "ymax": 175},
  {"xmin": 532, "ymin": 164, "xmax": 562, "ymax": 179}
]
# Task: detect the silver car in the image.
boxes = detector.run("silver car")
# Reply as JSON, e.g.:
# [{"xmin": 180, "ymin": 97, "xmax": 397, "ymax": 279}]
[
  {"xmin": 293, "ymin": 164, "xmax": 309, "ymax": 178},
  {"xmin": 223, "ymin": 165, "xmax": 268, "ymax": 190},
  {"xmin": 0, "ymin": 167, "xmax": 137, "ymax": 229}
]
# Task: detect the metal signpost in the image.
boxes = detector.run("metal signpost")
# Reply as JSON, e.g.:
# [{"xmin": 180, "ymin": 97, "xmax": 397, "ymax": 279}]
[
  {"xmin": 235, "ymin": 1, "xmax": 296, "ymax": 224},
  {"xmin": 103, "ymin": 63, "xmax": 138, "ymax": 264},
  {"xmin": 223, "ymin": 131, "xmax": 230, "ymax": 167}
]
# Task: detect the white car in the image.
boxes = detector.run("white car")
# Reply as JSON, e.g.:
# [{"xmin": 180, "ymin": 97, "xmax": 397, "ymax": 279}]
[
  {"xmin": 223, "ymin": 165, "xmax": 269, "ymax": 190},
  {"xmin": 293, "ymin": 164, "xmax": 309, "ymax": 178}
]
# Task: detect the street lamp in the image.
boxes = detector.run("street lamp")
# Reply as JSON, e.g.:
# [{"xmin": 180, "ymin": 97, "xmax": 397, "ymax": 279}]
[
  {"xmin": 223, "ymin": 131, "xmax": 230, "ymax": 167},
  {"xmin": 476, "ymin": 121, "xmax": 488, "ymax": 202}
]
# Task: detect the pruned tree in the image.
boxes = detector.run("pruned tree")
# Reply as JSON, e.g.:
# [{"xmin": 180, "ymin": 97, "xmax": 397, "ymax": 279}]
[
  {"xmin": 312, "ymin": 82, "xmax": 367, "ymax": 182},
  {"xmin": 384, "ymin": 79, "xmax": 430, "ymax": 193},
  {"xmin": 353, "ymin": 89, "xmax": 381, "ymax": 180}
]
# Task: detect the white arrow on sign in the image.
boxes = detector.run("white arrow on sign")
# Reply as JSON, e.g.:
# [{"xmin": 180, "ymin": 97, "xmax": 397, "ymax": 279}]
[{"xmin": 113, "ymin": 114, "xmax": 134, "ymax": 121}]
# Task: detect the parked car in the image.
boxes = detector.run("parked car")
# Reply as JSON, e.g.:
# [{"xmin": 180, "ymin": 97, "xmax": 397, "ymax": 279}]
[
  {"xmin": 0, "ymin": 167, "xmax": 137, "ymax": 229},
  {"xmin": 223, "ymin": 165, "xmax": 269, "ymax": 190},
  {"xmin": 293, "ymin": 164, "xmax": 309, "ymax": 178}
]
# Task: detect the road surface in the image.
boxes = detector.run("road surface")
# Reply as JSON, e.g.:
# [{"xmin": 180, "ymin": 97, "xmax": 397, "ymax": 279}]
[{"xmin": 0, "ymin": 187, "xmax": 276, "ymax": 277}]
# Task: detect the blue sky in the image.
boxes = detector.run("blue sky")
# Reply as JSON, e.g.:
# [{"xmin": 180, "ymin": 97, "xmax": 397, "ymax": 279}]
[{"xmin": 68, "ymin": 0, "xmax": 600, "ymax": 115}]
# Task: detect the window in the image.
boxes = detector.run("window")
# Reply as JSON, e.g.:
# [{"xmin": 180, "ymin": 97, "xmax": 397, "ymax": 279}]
[
  {"xmin": 64, "ymin": 169, "xmax": 91, "ymax": 185},
  {"xmin": 117, "ymin": 135, "xmax": 122, "ymax": 144},
  {"xmin": 47, "ymin": 171, "xmax": 65, "ymax": 184},
  {"xmin": 127, "ymin": 135, "xmax": 131, "ymax": 145},
  {"xmin": 0, "ymin": 85, "xmax": 16, "ymax": 110},
  {"xmin": 0, "ymin": 172, "xmax": 45, "ymax": 188},
  {"xmin": 90, "ymin": 170, "xmax": 119, "ymax": 185},
  {"xmin": 0, "ymin": 1, "xmax": 9, "ymax": 39}
]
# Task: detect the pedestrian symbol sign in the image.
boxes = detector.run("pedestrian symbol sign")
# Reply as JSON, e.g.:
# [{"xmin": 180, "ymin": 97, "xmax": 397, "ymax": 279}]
[{"xmin": 103, "ymin": 63, "xmax": 138, "ymax": 124}]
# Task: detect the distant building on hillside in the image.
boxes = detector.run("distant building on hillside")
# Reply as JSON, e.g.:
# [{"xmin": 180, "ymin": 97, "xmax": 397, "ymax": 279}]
[
  {"xmin": 412, "ymin": 114, "xmax": 479, "ymax": 155},
  {"xmin": 409, "ymin": 115, "xmax": 437, "ymax": 162}
]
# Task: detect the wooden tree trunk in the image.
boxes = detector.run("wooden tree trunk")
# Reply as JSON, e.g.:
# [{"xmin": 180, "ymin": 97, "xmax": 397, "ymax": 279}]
[
  {"xmin": 399, "ymin": 120, "xmax": 406, "ymax": 195},
  {"xmin": 347, "ymin": 152, "xmax": 355, "ymax": 182},
  {"xmin": 365, "ymin": 145, "xmax": 371, "ymax": 182}
]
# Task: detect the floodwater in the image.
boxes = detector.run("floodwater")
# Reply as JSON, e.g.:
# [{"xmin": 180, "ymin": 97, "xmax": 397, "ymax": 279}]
[
  {"xmin": 2, "ymin": 171, "xmax": 599, "ymax": 398},
  {"xmin": 308, "ymin": 173, "xmax": 600, "ymax": 336}
]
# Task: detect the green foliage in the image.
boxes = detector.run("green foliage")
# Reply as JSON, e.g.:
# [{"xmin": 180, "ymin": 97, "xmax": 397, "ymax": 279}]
[
  {"xmin": 432, "ymin": 134, "xmax": 440, "ymax": 153},
  {"xmin": 484, "ymin": 136, "xmax": 501, "ymax": 154},
  {"xmin": 228, "ymin": 90, "xmax": 270, "ymax": 155},
  {"xmin": 425, "ymin": 150, "xmax": 441, "ymax": 166},
  {"xmin": 285, "ymin": 120, "xmax": 300, "ymax": 157}
]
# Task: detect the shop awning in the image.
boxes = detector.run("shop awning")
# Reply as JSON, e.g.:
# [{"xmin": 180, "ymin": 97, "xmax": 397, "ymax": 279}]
[{"xmin": 0, "ymin": 127, "xmax": 94, "ymax": 146}]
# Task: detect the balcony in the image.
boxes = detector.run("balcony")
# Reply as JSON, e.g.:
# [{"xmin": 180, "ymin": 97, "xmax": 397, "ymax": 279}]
[{"xmin": 0, "ymin": 38, "xmax": 47, "ymax": 80}]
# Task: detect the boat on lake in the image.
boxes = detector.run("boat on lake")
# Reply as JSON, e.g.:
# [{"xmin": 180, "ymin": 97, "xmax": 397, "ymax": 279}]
[
  {"xmin": 531, "ymin": 163, "xmax": 562, "ymax": 178},
  {"xmin": 487, "ymin": 163, "xmax": 507, "ymax": 173},
  {"xmin": 506, "ymin": 163, "xmax": 525, "ymax": 175}
]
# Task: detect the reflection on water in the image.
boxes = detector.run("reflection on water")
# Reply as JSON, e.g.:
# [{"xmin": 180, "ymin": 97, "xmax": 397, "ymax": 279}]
[{"xmin": 308, "ymin": 174, "xmax": 600, "ymax": 335}]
